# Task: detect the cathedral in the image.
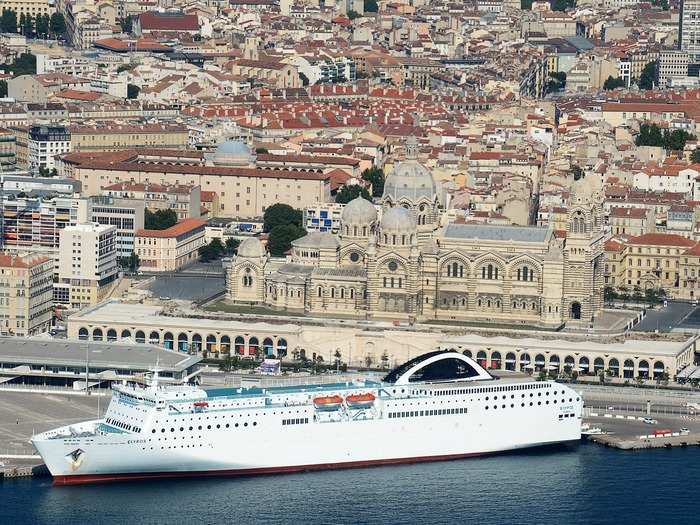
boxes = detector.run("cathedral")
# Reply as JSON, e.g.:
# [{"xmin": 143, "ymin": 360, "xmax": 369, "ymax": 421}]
[{"xmin": 226, "ymin": 141, "xmax": 605, "ymax": 328}]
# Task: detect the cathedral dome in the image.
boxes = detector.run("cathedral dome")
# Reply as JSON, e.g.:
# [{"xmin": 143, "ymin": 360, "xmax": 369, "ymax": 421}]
[
  {"xmin": 380, "ymin": 206, "xmax": 416, "ymax": 233},
  {"xmin": 382, "ymin": 159, "xmax": 437, "ymax": 202},
  {"xmin": 341, "ymin": 196, "xmax": 377, "ymax": 226},
  {"xmin": 237, "ymin": 237, "xmax": 265, "ymax": 258},
  {"xmin": 213, "ymin": 140, "xmax": 255, "ymax": 166}
]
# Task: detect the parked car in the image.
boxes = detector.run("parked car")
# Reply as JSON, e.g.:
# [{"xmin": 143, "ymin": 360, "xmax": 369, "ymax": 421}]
[
  {"xmin": 680, "ymin": 427, "xmax": 690, "ymax": 434},
  {"xmin": 643, "ymin": 417, "xmax": 658, "ymax": 424}
]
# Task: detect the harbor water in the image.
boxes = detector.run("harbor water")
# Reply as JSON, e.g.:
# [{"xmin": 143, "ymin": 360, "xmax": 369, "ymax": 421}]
[{"xmin": 3, "ymin": 443, "xmax": 696, "ymax": 525}]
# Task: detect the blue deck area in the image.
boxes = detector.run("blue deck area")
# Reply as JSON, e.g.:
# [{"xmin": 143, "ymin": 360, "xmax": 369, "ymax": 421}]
[{"xmin": 204, "ymin": 380, "xmax": 383, "ymax": 400}]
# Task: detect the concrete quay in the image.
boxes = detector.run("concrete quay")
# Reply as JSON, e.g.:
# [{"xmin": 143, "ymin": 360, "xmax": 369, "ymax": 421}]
[{"xmin": 587, "ymin": 433, "xmax": 700, "ymax": 450}]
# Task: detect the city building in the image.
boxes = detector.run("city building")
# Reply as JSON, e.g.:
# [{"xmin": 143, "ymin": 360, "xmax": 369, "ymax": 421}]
[
  {"xmin": 0, "ymin": 193, "xmax": 79, "ymax": 263},
  {"xmin": 7, "ymin": 74, "xmax": 92, "ymax": 104},
  {"xmin": 0, "ymin": 0, "xmax": 51, "ymax": 20},
  {"xmin": 134, "ymin": 218, "xmax": 206, "ymax": 272},
  {"xmin": 101, "ymin": 182, "xmax": 201, "ymax": 221},
  {"xmin": 70, "ymin": 124, "xmax": 189, "ymax": 152},
  {"xmin": 0, "ymin": 252, "xmax": 54, "ymax": 337},
  {"xmin": 59, "ymin": 142, "xmax": 332, "ymax": 219},
  {"xmin": 226, "ymin": 150, "xmax": 605, "ymax": 327},
  {"xmin": 28, "ymin": 125, "xmax": 71, "ymax": 175},
  {"xmin": 0, "ymin": 128, "xmax": 17, "ymax": 173},
  {"xmin": 608, "ymin": 206, "xmax": 655, "ymax": 237},
  {"xmin": 56, "ymin": 223, "xmax": 119, "ymax": 309},
  {"xmin": 680, "ymin": 0, "xmax": 700, "ymax": 61},
  {"xmin": 658, "ymin": 49, "xmax": 691, "ymax": 87},
  {"xmin": 77, "ymin": 196, "xmax": 145, "ymax": 258}
]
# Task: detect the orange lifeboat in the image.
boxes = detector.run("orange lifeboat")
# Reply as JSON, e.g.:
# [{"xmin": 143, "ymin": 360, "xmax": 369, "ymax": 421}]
[
  {"xmin": 313, "ymin": 395, "xmax": 343, "ymax": 411},
  {"xmin": 345, "ymin": 392, "xmax": 376, "ymax": 409}
]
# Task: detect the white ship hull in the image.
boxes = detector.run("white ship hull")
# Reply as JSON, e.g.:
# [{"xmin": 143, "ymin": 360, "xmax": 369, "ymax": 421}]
[{"xmin": 32, "ymin": 352, "xmax": 582, "ymax": 484}]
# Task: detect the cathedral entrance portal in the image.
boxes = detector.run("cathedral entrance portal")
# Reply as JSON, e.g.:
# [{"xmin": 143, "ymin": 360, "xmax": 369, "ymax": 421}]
[{"xmin": 570, "ymin": 302, "xmax": 582, "ymax": 320}]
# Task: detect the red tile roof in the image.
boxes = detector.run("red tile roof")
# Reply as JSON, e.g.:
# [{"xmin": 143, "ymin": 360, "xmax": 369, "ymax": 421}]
[
  {"xmin": 609, "ymin": 207, "xmax": 648, "ymax": 219},
  {"xmin": 137, "ymin": 218, "xmax": 205, "ymax": 239},
  {"xmin": 139, "ymin": 12, "xmax": 199, "ymax": 32},
  {"xmin": 628, "ymin": 233, "xmax": 696, "ymax": 247},
  {"xmin": 0, "ymin": 253, "xmax": 51, "ymax": 269}
]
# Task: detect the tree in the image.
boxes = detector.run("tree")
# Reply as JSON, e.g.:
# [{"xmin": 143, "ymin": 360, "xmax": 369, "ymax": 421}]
[
  {"xmin": 691, "ymin": 149, "xmax": 700, "ymax": 164},
  {"xmin": 119, "ymin": 252, "xmax": 140, "ymax": 273},
  {"xmin": 0, "ymin": 80, "xmax": 6, "ymax": 98},
  {"xmin": 255, "ymin": 147, "xmax": 268, "ymax": 154},
  {"xmin": 380, "ymin": 351, "xmax": 389, "ymax": 369},
  {"xmin": 547, "ymin": 71, "xmax": 566, "ymax": 92},
  {"xmin": 224, "ymin": 237, "xmax": 240, "ymax": 255},
  {"xmin": 347, "ymin": 10, "xmax": 360, "ymax": 20},
  {"xmin": 603, "ymin": 75, "xmax": 625, "ymax": 90},
  {"xmin": 199, "ymin": 238, "xmax": 225, "ymax": 262},
  {"xmin": 20, "ymin": 12, "xmax": 33, "ymax": 37},
  {"xmin": 0, "ymin": 9, "xmax": 17, "ymax": 33},
  {"xmin": 536, "ymin": 370, "xmax": 547, "ymax": 381},
  {"xmin": 598, "ymin": 370, "xmax": 606, "ymax": 384},
  {"xmin": 638, "ymin": 61, "xmax": 656, "ymax": 90},
  {"xmin": 263, "ymin": 203, "xmax": 303, "ymax": 232},
  {"xmin": 335, "ymin": 184, "xmax": 372, "ymax": 204},
  {"xmin": 127, "ymin": 83, "xmax": 140, "ymax": 99},
  {"xmin": 118, "ymin": 16, "xmax": 133, "ymax": 34},
  {"xmin": 49, "ymin": 12, "xmax": 66, "ymax": 38},
  {"xmin": 364, "ymin": 0, "xmax": 378, "ymax": 12},
  {"xmin": 364, "ymin": 354, "xmax": 374, "ymax": 368},
  {"xmin": 635, "ymin": 123, "xmax": 695, "ymax": 151},
  {"xmin": 571, "ymin": 165, "xmax": 584, "ymax": 181},
  {"xmin": 144, "ymin": 208, "xmax": 178, "ymax": 230},
  {"xmin": 521, "ymin": 0, "xmax": 533, "ymax": 8},
  {"xmin": 35, "ymin": 13, "xmax": 49, "ymax": 38},
  {"xmin": 267, "ymin": 224, "xmax": 305, "ymax": 257},
  {"xmin": 116, "ymin": 64, "xmax": 133, "ymax": 74},
  {"xmin": 6, "ymin": 52, "xmax": 36, "ymax": 76},
  {"xmin": 550, "ymin": 0, "xmax": 576, "ymax": 11},
  {"xmin": 361, "ymin": 166, "xmax": 385, "ymax": 197},
  {"xmin": 604, "ymin": 286, "xmax": 617, "ymax": 302}
]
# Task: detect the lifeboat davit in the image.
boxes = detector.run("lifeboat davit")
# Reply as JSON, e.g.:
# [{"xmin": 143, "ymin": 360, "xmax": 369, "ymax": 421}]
[
  {"xmin": 345, "ymin": 393, "xmax": 376, "ymax": 409},
  {"xmin": 313, "ymin": 395, "xmax": 343, "ymax": 411}
]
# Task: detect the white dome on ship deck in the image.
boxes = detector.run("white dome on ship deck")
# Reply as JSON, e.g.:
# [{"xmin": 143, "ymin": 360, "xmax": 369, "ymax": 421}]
[{"xmin": 383, "ymin": 351, "xmax": 492, "ymax": 385}]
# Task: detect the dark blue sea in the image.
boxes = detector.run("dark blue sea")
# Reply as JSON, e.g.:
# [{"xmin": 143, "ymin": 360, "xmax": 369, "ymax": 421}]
[{"xmin": 3, "ymin": 443, "xmax": 696, "ymax": 525}]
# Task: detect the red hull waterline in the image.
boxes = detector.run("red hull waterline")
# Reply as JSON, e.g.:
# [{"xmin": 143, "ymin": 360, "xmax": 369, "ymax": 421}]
[{"xmin": 52, "ymin": 451, "xmax": 486, "ymax": 486}]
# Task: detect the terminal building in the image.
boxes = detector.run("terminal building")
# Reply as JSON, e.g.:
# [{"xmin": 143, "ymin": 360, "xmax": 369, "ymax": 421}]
[
  {"xmin": 66, "ymin": 301, "xmax": 698, "ymax": 380},
  {"xmin": 0, "ymin": 337, "xmax": 202, "ymax": 388}
]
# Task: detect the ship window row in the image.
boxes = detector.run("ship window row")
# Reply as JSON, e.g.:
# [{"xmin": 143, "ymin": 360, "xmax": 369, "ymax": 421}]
[
  {"xmin": 106, "ymin": 418, "xmax": 140, "ymax": 433},
  {"xmin": 152, "ymin": 421, "xmax": 257, "ymax": 433},
  {"xmin": 558, "ymin": 413, "xmax": 575, "ymax": 420},
  {"xmin": 432, "ymin": 383, "xmax": 552, "ymax": 397},
  {"xmin": 282, "ymin": 418, "xmax": 309, "ymax": 426},
  {"xmin": 388, "ymin": 407, "xmax": 466, "ymax": 419}
]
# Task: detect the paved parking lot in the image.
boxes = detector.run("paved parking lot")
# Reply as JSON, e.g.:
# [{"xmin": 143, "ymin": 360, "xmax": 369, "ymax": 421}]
[
  {"xmin": 633, "ymin": 302, "xmax": 695, "ymax": 332},
  {"xmin": 0, "ymin": 392, "xmax": 103, "ymax": 456},
  {"xmin": 147, "ymin": 275, "xmax": 225, "ymax": 302}
]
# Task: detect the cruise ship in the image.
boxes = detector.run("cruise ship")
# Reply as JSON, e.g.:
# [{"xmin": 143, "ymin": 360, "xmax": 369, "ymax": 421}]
[{"xmin": 32, "ymin": 351, "xmax": 583, "ymax": 485}]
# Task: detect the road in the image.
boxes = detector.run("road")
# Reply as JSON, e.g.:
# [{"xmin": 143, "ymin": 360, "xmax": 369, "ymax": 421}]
[{"xmin": 633, "ymin": 301, "xmax": 695, "ymax": 332}]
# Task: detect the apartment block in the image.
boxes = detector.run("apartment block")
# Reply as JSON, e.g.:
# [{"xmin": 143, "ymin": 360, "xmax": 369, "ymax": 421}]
[
  {"xmin": 77, "ymin": 196, "xmax": 146, "ymax": 258},
  {"xmin": 0, "ymin": 252, "xmax": 54, "ymax": 337},
  {"xmin": 101, "ymin": 182, "xmax": 201, "ymax": 220},
  {"xmin": 56, "ymin": 223, "xmax": 118, "ymax": 309}
]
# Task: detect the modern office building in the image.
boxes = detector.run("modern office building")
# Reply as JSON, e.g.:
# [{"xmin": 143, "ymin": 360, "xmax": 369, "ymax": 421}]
[
  {"xmin": 56, "ymin": 223, "xmax": 119, "ymax": 309},
  {"xmin": 77, "ymin": 196, "xmax": 145, "ymax": 258},
  {"xmin": 680, "ymin": 0, "xmax": 700, "ymax": 61},
  {"xmin": 27, "ymin": 125, "xmax": 72, "ymax": 175}
]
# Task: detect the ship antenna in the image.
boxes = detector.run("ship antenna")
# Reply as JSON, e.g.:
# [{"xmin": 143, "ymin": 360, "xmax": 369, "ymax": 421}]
[{"xmin": 149, "ymin": 356, "xmax": 161, "ymax": 392}]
